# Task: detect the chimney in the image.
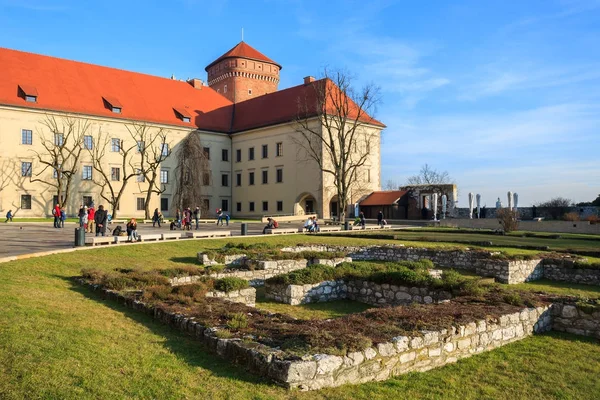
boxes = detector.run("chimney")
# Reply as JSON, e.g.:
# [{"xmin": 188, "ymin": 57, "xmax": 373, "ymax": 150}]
[
  {"xmin": 303, "ymin": 76, "xmax": 315, "ymax": 84},
  {"xmin": 187, "ymin": 78, "xmax": 204, "ymax": 89}
]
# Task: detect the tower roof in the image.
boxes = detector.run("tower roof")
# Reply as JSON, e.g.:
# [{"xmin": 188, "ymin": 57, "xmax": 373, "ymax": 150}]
[{"xmin": 205, "ymin": 41, "xmax": 281, "ymax": 71}]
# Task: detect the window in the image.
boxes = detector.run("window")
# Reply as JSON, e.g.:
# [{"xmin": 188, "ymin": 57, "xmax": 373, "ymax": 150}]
[
  {"xmin": 367, "ymin": 169, "xmax": 371, "ymax": 183},
  {"xmin": 277, "ymin": 201, "xmax": 283, "ymax": 212},
  {"xmin": 137, "ymin": 141, "xmax": 145, "ymax": 153},
  {"xmin": 276, "ymin": 142, "xmax": 283, "ymax": 157},
  {"xmin": 112, "ymin": 107, "xmax": 122, "ymax": 114},
  {"xmin": 21, "ymin": 195, "xmax": 32, "ymax": 210},
  {"xmin": 111, "ymin": 138, "xmax": 120, "ymax": 152},
  {"xmin": 21, "ymin": 162, "xmax": 32, "ymax": 177},
  {"xmin": 203, "ymin": 147, "xmax": 210, "ymax": 160},
  {"xmin": 82, "ymin": 165, "xmax": 93, "ymax": 180},
  {"xmin": 221, "ymin": 199, "xmax": 229, "ymax": 212},
  {"xmin": 262, "ymin": 201, "xmax": 268, "ymax": 212},
  {"xmin": 83, "ymin": 196, "xmax": 93, "ymax": 207},
  {"xmin": 161, "ymin": 143, "xmax": 169, "ymax": 157},
  {"xmin": 182, "ymin": 116, "xmax": 191, "ymax": 123},
  {"xmin": 54, "ymin": 133, "xmax": 64, "ymax": 146},
  {"xmin": 53, "ymin": 164, "xmax": 61, "ymax": 179},
  {"xmin": 262, "ymin": 170, "xmax": 268, "ymax": 184},
  {"xmin": 221, "ymin": 174, "xmax": 229, "ymax": 187},
  {"xmin": 111, "ymin": 167, "xmax": 120, "ymax": 181},
  {"xmin": 224, "ymin": 84, "xmax": 227, "ymax": 93},
  {"xmin": 203, "ymin": 199, "xmax": 210, "ymax": 211},
  {"xmin": 276, "ymin": 168, "xmax": 283, "ymax": 183},
  {"xmin": 236, "ymin": 202, "xmax": 242, "ymax": 212},
  {"xmin": 84, "ymin": 135, "xmax": 93, "ymax": 150},
  {"xmin": 21, "ymin": 129, "xmax": 32, "ymax": 145},
  {"xmin": 248, "ymin": 147, "xmax": 255, "ymax": 160},
  {"xmin": 248, "ymin": 89, "xmax": 252, "ymax": 95},
  {"xmin": 236, "ymin": 149, "xmax": 241, "ymax": 162},
  {"xmin": 262, "ymin": 144, "xmax": 268, "ymax": 159},
  {"xmin": 160, "ymin": 170, "xmax": 169, "ymax": 184},
  {"xmin": 249, "ymin": 172, "xmax": 255, "ymax": 185},
  {"xmin": 249, "ymin": 201, "xmax": 255, "ymax": 212},
  {"xmin": 25, "ymin": 95, "xmax": 37, "ymax": 103},
  {"xmin": 136, "ymin": 198, "xmax": 145, "ymax": 211},
  {"xmin": 203, "ymin": 172, "xmax": 210, "ymax": 186},
  {"xmin": 236, "ymin": 173, "xmax": 241, "ymax": 186},
  {"xmin": 366, "ymin": 142, "xmax": 371, "ymax": 153},
  {"xmin": 184, "ymin": 171, "xmax": 191, "ymax": 184},
  {"xmin": 161, "ymin": 198, "xmax": 169, "ymax": 211},
  {"xmin": 222, "ymin": 149, "xmax": 228, "ymax": 162},
  {"xmin": 136, "ymin": 168, "xmax": 145, "ymax": 182}
]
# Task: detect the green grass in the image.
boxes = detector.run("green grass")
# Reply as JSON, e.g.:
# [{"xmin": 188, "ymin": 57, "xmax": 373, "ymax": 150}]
[
  {"xmin": 1, "ymin": 235, "xmax": 600, "ymax": 398},
  {"xmin": 510, "ymin": 279, "xmax": 600, "ymax": 299}
]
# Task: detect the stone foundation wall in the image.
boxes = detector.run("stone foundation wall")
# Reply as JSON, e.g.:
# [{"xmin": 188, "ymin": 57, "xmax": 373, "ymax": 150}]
[
  {"xmin": 198, "ymin": 253, "xmax": 246, "ymax": 266},
  {"xmin": 543, "ymin": 262, "xmax": 600, "ymax": 286},
  {"xmin": 265, "ymin": 280, "xmax": 347, "ymax": 305},
  {"xmin": 551, "ymin": 303, "xmax": 600, "ymax": 339},
  {"xmin": 205, "ymin": 287, "xmax": 256, "ymax": 307},
  {"xmin": 438, "ymin": 218, "xmax": 600, "ymax": 234},
  {"xmin": 346, "ymin": 280, "xmax": 452, "ymax": 306}
]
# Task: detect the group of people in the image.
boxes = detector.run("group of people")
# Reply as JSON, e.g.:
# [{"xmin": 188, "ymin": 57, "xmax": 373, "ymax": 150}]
[
  {"xmin": 77, "ymin": 204, "xmax": 109, "ymax": 236},
  {"xmin": 303, "ymin": 216, "xmax": 320, "ymax": 232},
  {"xmin": 52, "ymin": 204, "xmax": 67, "ymax": 228},
  {"xmin": 216, "ymin": 208, "xmax": 230, "ymax": 226}
]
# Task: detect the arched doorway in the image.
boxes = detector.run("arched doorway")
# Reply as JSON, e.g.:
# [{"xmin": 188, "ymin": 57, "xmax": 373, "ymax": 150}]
[
  {"xmin": 329, "ymin": 195, "xmax": 339, "ymax": 219},
  {"xmin": 294, "ymin": 192, "xmax": 318, "ymax": 216}
]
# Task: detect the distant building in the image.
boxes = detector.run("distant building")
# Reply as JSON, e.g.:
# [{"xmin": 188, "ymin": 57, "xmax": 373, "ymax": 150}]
[{"xmin": 0, "ymin": 42, "xmax": 384, "ymax": 218}]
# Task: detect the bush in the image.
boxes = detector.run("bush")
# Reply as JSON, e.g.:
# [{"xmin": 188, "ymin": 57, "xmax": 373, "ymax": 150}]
[
  {"xmin": 563, "ymin": 212, "xmax": 580, "ymax": 221},
  {"xmin": 226, "ymin": 312, "xmax": 249, "ymax": 330},
  {"xmin": 159, "ymin": 266, "xmax": 203, "ymax": 277},
  {"xmin": 214, "ymin": 277, "xmax": 249, "ymax": 292},
  {"xmin": 102, "ymin": 274, "xmax": 135, "ymax": 290},
  {"xmin": 81, "ymin": 268, "xmax": 105, "ymax": 283},
  {"xmin": 496, "ymin": 209, "xmax": 519, "ymax": 233},
  {"xmin": 206, "ymin": 264, "xmax": 226, "ymax": 274},
  {"xmin": 586, "ymin": 215, "xmax": 600, "ymax": 224},
  {"xmin": 502, "ymin": 292, "xmax": 523, "ymax": 306}
]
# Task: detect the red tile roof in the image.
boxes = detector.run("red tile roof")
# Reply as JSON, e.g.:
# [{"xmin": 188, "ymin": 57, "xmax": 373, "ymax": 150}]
[
  {"xmin": 229, "ymin": 78, "xmax": 385, "ymax": 132},
  {"xmin": 205, "ymin": 41, "xmax": 281, "ymax": 71},
  {"xmin": 0, "ymin": 47, "xmax": 233, "ymax": 131},
  {"xmin": 360, "ymin": 191, "xmax": 408, "ymax": 206}
]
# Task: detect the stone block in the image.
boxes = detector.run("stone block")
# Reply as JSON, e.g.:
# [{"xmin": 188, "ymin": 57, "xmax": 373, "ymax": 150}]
[
  {"xmin": 287, "ymin": 361, "xmax": 317, "ymax": 382},
  {"xmin": 443, "ymin": 342, "xmax": 455, "ymax": 353},
  {"xmin": 364, "ymin": 347, "xmax": 377, "ymax": 360},
  {"xmin": 396, "ymin": 291, "xmax": 412, "ymax": 301},
  {"xmin": 314, "ymin": 354, "xmax": 343, "ymax": 375},
  {"xmin": 561, "ymin": 305, "xmax": 578, "ymax": 319},
  {"xmin": 399, "ymin": 351, "xmax": 416, "ymax": 363},
  {"xmin": 392, "ymin": 336, "xmax": 410, "ymax": 352},
  {"xmin": 457, "ymin": 338, "xmax": 471, "ymax": 350},
  {"xmin": 410, "ymin": 337, "xmax": 424, "ymax": 349},
  {"xmin": 377, "ymin": 342, "xmax": 396, "ymax": 357}
]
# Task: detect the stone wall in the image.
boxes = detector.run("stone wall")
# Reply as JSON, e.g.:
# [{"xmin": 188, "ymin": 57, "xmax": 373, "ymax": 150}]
[
  {"xmin": 438, "ymin": 218, "xmax": 600, "ymax": 234},
  {"xmin": 265, "ymin": 280, "xmax": 347, "ymax": 305},
  {"xmin": 198, "ymin": 253, "xmax": 246, "ymax": 266},
  {"xmin": 454, "ymin": 206, "xmax": 599, "ymax": 221},
  {"xmin": 205, "ymin": 287, "xmax": 256, "ymax": 307},
  {"xmin": 543, "ymin": 260, "xmax": 600, "ymax": 286},
  {"xmin": 551, "ymin": 303, "xmax": 600, "ymax": 339},
  {"xmin": 346, "ymin": 280, "xmax": 452, "ymax": 306}
]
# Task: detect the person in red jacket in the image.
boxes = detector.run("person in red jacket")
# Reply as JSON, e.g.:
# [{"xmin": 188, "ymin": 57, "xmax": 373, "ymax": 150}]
[
  {"xmin": 87, "ymin": 205, "xmax": 96, "ymax": 233},
  {"xmin": 53, "ymin": 203, "xmax": 61, "ymax": 228}
]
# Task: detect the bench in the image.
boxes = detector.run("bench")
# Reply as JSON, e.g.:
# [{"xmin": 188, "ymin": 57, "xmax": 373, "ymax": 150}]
[
  {"xmin": 85, "ymin": 236, "xmax": 116, "ymax": 246},
  {"xmin": 111, "ymin": 220, "xmax": 126, "ymax": 224},
  {"xmin": 138, "ymin": 233, "xmax": 162, "ymax": 242},
  {"xmin": 317, "ymin": 226, "xmax": 342, "ymax": 232},
  {"xmin": 186, "ymin": 230, "xmax": 231, "ymax": 238},
  {"xmin": 162, "ymin": 232, "xmax": 185, "ymax": 240},
  {"xmin": 114, "ymin": 235, "xmax": 131, "ymax": 243},
  {"xmin": 264, "ymin": 228, "xmax": 299, "ymax": 234}
]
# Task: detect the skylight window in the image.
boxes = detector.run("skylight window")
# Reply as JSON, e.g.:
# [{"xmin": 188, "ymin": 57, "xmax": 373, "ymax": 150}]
[
  {"xmin": 25, "ymin": 95, "xmax": 37, "ymax": 103},
  {"xmin": 173, "ymin": 107, "xmax": 192, "ymax": 123},
  {"xmin": 102, "ymin": 96, "xmax": 123, "ymax": 114},
  {"xmin": 112, "ymin": 107, "xmax": 121, "ymax": 114},
  {"xmin": 19, "ymin": 85, "xmax": 38, "ymax": 103}
]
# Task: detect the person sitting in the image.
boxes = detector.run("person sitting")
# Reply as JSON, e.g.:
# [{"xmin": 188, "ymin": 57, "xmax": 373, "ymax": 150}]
[
  {"xmin": 303, "ymin": 217, "xmax": 313, "ymax": 232},
  {"xmin": 126, "ymin": 218, "xmax": 139, "ymax": 242},
  {"xmin": 5, "ymin": 210, "xmax": 13, "ymax": 223},
  {"xmin": 311, "ymin": 216, "xmax": 320, "ymax": 233},
  {"xmin": 262, "ymin": 217, "xmax": 278, "ymax": 234}
]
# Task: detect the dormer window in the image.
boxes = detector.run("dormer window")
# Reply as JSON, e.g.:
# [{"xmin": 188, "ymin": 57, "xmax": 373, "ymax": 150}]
[
  {"xmin": 102, "ymin": 96, "xmax": 123, "ymax": 114},
  {"xmin": 18, "ymin": 85, "xmax": 38, "ymax": 103},
  {"xmin": 173, "ymin": 107, "xmax": 192, "ymax": 123}
]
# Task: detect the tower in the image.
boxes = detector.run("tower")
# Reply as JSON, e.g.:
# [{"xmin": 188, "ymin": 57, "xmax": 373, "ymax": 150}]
[{"xmin": 205, "ymin": 41, "xmax": 281, "ymax": 103}]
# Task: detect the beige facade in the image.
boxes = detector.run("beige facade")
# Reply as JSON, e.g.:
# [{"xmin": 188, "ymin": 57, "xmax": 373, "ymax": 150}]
[{"xmin": 0, "ymin": 105, "xmax": 381, "ymax": 219}]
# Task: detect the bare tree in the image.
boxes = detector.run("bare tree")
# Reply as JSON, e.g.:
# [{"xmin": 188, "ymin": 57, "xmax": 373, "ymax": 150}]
[
  {"xmin": 383, "ymin": 179, "xmax": 398, "ymax": 190},
  {"xmin": 406, "ymin": 164, "xmax": 452, "ymax": 185},
  {"xmin": 126, "ymin": 123, "xmax": 171, "ymax": 219},
  {"xmin": 294, "ymin": 69, "xmax": 382, "ymax": 222},
  {"xmin": 87, "ymin": 128, "xmax": 138, "ymax": 218},
  {"xmin": 173, "ymin": 132, "xmax": 211, "ymax": 214},
  {"xmin": 30, "ymin": 115, "xmax": 90, "ymax": 208}
]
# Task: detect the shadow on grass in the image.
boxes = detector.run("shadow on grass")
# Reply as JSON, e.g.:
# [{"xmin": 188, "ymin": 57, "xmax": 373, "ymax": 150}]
[
  {"xmin": 169, "ymin": 256, "xmax": 200, "ymax": 265},
  {"xmin": 64, "ymin": 276, "xmax": 272, "ymax": 387}
]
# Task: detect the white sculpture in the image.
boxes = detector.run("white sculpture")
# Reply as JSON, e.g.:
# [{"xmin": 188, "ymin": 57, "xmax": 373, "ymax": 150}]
[
  {"xmin": 432, "ymin": 193, "xmax": 438, "ymax": 221},
  {"xmin": 441, "ymin": 194, "xmax": 447, "ymax": 219},
  {"xmin": 476, "ymin": 194, "xmax": 481, "ymax": 219},
  {"xmin": 468, "ymin": 192, "xmax": 474, "ymax": 219},
  {"xmin": 508, "ymin": 191, "xmax": 513, "ymax": 210},
  {"xmin": 496, "ymin": 197, "xmax": 502, "ymax": 209},
  {"xmin": 513, "ymin": 193, "xmax": 519, "ymax": 212}
]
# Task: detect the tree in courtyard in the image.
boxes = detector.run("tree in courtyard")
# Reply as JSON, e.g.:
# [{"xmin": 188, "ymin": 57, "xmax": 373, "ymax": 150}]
[
  {"xmin": 30, "ymin": 114, "xmax": 91, "ymax": 208},
  {"xmin": 87, "ymin": 128, "xmax": 138, "ymax": 219},
  {"xmin": 172, "ymin": 132, "xmax": 211, "ymax": 214},
  {"xmin": 497, "ymin": 208, "xmax": 519, "ymax": 233},
  {"xmin": 535, "ymin": 197, "xmax": 573, "ymax": 220},
  {"xmin": 126, "ymin": 123, "xmax": 171, "ymax": 219},
  {"xmin": 406, "ymin": 164, "xmax": 453, "ymax": 185},
  {"xmin": 383, "ymin": 179, "xmax": 399, "ymax": 190},
  {"xmin": 294, "ymin": 69, "xmax": 382, "ymax": 222}
]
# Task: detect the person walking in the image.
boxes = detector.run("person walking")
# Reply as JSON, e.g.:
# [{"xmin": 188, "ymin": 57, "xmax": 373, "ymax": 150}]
[
  {"xmin": 359, "ymin": 211, "xmax": 366, "ymax": 229},
  {"xmin": 60, "ymin": 208, "xmax": 66, "ymax": 228},
  {"xmin": 225, "ymin": 213, "xmax": 230, "ymax": 226},
  {"xmin": 53, "ymin": 203, "xmax": 61, "ymax": 228},
  {"xmin": 193, "ymin": 206, "xmax": 200, "ymax": 230},
  {"xmin": 94, "ymin": 205, "xmax": 108, "ymax": 237},
  {"xmin": 216, "ymin": 209, "xmax": 223, "ymax": 226},
  {"xmin": 377, "ymin": 210, "xmax": 383, "ymax": 226},
  {"xmin": 152, "ymin": 208, "xmax": 161, "ymax": 228},
  {"xmin": 183, "ymin": 207, "xmax": 191, "ymax": 231},
  {"xmin": 126, "ymin": 218, "xmax": 138, "ymax": 242},
  {"xmin": 5, "ymin": 210, "xmax": 13, "ymax": 223},
  {"xmin": 175, "ymin": 208, "xmax": 181, "ymax": 229},
  {"xmin": 87, "ymin": 205, "xmax": 96, "ymax": 234}
]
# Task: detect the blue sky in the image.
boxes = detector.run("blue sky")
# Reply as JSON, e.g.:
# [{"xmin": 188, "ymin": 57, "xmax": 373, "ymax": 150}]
[{"xmin": 1, "ymin": 0, "xmax": 599, "ymax": 207}]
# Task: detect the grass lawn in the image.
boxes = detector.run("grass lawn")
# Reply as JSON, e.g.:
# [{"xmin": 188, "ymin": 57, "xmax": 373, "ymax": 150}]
[{"xmin": 2, "ymin": 235, "xmax": 600, "ymax": 399}]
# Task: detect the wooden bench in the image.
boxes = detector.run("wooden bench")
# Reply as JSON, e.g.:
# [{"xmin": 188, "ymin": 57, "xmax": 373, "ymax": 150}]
[
  {"xmin": 85, "ymin": 236, "xmax": 116, "ymax": 246},
  {"xmin": 186, "ymin": 230, "xmax": 231, "ymax": 238},
  {"xmin": 162, "ymin": 232, "xmax": 185, "ymax": 240},
  {"xmin": 138, "ymin": 233, "xmax": 162, "ymax": 242},
  {"xmin": 264, "ymin": 228, "xmax": 299, "ymax": 234}
]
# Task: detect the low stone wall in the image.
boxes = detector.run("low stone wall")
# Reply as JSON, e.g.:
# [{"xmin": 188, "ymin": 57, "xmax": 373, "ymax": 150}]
[
  {"xmin": 198, "ymin": 253, "xmax": 246, "ymax": 266},
  {"xmin": 551, "ymin": 303, "xmax": 600, "ymax": 339},
  {"xmin": 265, "ymin": 280, "xmax": 347, "ymax": 305},
  {"xmin": 438, "ymin": 218, "xmax": 600, "ymax": 235},
  {"xmin": 346, "ymin": 280, "xmax": 452, "ymax": 306},
  {"xmin": 308, "ymin": 257, "xmax": 353, "ymax": 266},
  {"xmin": 205, "ymin": 287, "xmax": 256, "ymax": 307},
  {"xmin": 543, "ymin": 260, "xmax": 600, "ymax": 286}
]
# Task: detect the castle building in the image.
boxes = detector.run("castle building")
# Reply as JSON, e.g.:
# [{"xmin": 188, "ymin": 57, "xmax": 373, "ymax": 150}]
[{"xmin": 0, "ymin": 42, "xmax": 384, "ymax": 218}]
